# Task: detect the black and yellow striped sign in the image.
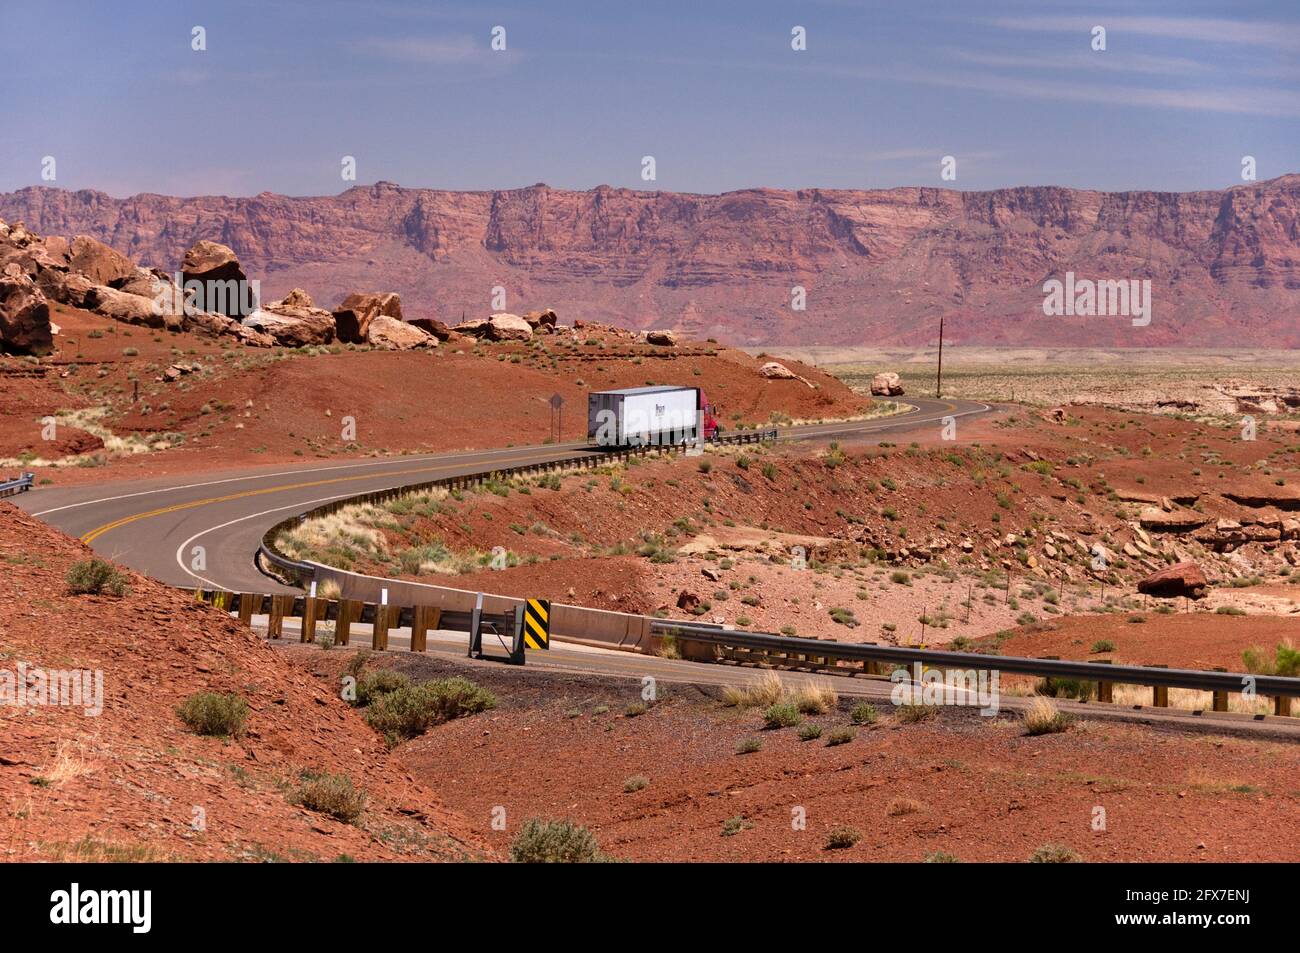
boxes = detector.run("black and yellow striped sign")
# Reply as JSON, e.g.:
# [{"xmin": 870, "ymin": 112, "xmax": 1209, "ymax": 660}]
[{"xmin": 523, "ymin": 598, "xmax": 550, "ymax": 650}]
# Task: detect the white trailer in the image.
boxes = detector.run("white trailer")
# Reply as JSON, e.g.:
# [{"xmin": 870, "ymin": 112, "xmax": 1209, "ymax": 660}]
[{"xmin": 587, "ymin": 386, "xmax": 701, "ymax": 447}]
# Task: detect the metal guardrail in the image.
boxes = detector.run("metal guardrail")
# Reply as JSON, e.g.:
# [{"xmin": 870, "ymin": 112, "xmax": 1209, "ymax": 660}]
[
  {"xmin": 652, "ymin": 619, "xmax": 1300, "ymax": 714},
  {"xmin": 259, "ymin": 430, "xmax": 779, "ymax": 581},
  {"xmin": 0, "ymin": 472, "xmax": 34, "ymax": 499}
]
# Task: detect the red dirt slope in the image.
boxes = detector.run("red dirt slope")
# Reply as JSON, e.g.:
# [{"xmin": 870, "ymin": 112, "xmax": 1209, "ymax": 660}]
[{"xmin": 0, "ymin": 502, "xmax": 488, "ymax": 862}]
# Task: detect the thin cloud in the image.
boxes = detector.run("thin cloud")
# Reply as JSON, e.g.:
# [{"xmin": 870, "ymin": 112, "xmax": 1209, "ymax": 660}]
[
  {"xmin": 988, "ymin": 15, "xmax": 1300, "ymax": 51},
  {"xmin": 355, "ymin": 35, "xmax": 490, "ymax": 65}
]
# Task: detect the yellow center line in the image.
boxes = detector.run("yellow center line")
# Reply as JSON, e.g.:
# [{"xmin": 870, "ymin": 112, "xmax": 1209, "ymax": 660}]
[{"xmin": 78, "ymin": 452, "xmax": 542, "ymax": 545}]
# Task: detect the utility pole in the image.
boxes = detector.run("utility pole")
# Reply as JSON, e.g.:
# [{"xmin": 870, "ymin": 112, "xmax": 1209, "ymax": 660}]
[{"xmin": 935, "ymin": 314, "xmax": 945, "ymax": 399}]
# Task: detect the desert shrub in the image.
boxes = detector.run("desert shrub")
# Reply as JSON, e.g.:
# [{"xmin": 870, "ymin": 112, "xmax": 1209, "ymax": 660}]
[
  {"xmin": 924, "ymin": 851, "xmax": 961, "ymax": 863},
  {"xmin": 826, "ymin": 727, "xmax": 856, "ymax": 746},
  {"xmin": 1090, "ymin": 640, "xmax": 1115, "ymax": 654},
  {"xmin": 797, "ymin": 723, "xmax": 823, "ymax": 741},
  {"xmin": 363, "ymin": 677, "xmax": 495, "ymax": 742},
  {"xmin": 887, "ymin": 798, "xmax": 923, "ymax": 816},
  {"xmin": 721, "ymin": 815, "xmax": 752, "ymax": 837},
  {"xmin": 736, "ymin": 737, "xmax": 762, "ymax": 754},
  {"xmin": 824, "ymin": 826, "xmax": 861, "ymax": 849},
  {"xmin": 763, "ymin": 702, "xmax": 802, "ymax": 729},
  {"xmin": 1035, "ymin": 676, "xmax": 1094, "ymax": 700},
  {"xmin": 65, "ymin": 558, "xmax": 129, "ymax": 596},
  {"xmin": 1029, "ymin": 843, "xmax": 1080, "ymax": 863},
  {"xmin": 354, "ymin": 669, "xmax": 410, "ymax": 707},
  {"xmin": 293, "ymin": 771, "xmax": 365, "ymax": 822},
  {"xmin": 176, "ymin": 692, "xmax": 249, "ymax": 737},
  {"xmin": 850, "ymin": 702, "xmax": 879, "ymax": 725},
  {"xmin": 1023, "ymin": 697, "xmax": 1073, "ymax": 736},
  {"xmin": 510, "ymin": 819, "xmax": 605, "ymax": 863},
  {"xmin": 895, "ymin": 703, "xmax": 937, "ymax": 724},
  {"xmin": 623, "ymin": 775, "xmax": 649, "ymax": 793},
  {"xmin": 624, "ymin": 702, "xmax": 647, "ymax": 717}
]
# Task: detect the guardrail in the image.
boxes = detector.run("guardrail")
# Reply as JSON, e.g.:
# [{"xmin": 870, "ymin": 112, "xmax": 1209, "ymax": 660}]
[
  {"xmin": 192, "ymin": 589, "xmax": 518, "ymax": 655},
  {"xmin": 0, "ymin": 472, "xmax": 34, "ymax": 499},
  {"xmin": 652, "ymin": 619, "xmax": 1300, "ymax": 717},
  {"xmin": 259, "ymin": 430, "xmax": 778, "ymax": 583}
]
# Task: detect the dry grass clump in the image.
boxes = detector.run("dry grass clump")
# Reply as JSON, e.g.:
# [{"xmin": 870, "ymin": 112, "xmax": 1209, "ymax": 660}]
[
  {"xmin": 722, "ymin": 673, "xmax": 837, "ymax": 714},
  {"xmin": 1022, "ymin": 696, "xmax": 1073, "ymax": 736},
  {"xmin": 886, "ymin": 798, "xmax": 924, "ymax": 817}
]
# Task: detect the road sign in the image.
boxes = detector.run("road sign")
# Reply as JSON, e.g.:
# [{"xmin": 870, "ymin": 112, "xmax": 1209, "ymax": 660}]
[{"xmin": 523, "ymin": 598, "xmax": 550, "ymax": 650}]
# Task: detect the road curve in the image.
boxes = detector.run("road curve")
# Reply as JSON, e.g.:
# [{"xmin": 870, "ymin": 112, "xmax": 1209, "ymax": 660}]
[{"xmin": 14, "ymin": 397, "xmax": 992, "ymax": 592}]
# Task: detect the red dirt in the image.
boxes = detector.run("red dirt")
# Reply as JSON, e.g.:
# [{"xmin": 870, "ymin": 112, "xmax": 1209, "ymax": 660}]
[
  {"xmin": 302, "ymin": 649, "xmax": 1300, "ymax": 862},
  {"xmin": 0, "ymin": 502, "xmax": 488, "ymax": 862},
  {"xmin": 974, "ymin": 613, "xmax": 1300, "ymax": 672}
]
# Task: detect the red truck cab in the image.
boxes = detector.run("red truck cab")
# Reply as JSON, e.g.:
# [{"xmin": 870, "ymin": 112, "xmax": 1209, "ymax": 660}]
[{"xmin": 700, "ymin": 390, "xmax": 721, "ymax": 441}]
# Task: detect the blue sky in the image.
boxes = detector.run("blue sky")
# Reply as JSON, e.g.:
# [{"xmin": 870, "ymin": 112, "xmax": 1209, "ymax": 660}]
[{"xmin": 2, "ymin": 0, "xmax": 1296, "ymax": 196}]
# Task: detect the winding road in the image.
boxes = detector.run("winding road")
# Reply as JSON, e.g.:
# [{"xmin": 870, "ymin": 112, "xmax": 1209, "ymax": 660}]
[{"xmin": 15, "ymin": 397, "xmax": 992, "ymax": 593}]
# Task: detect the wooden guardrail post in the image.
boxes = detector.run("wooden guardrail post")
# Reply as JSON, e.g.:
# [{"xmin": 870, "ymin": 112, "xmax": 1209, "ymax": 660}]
[
  {"xmin": 301, "ymin": 596, "xmax": 319, "ymax": 644},
  {"xmin": 1275, "ymin": 695, "xmax": 1293, "ymax": 717},
  {"xmin": 372, "ymin": 603, "xmax": 390, "ymax": 651},
  {"xmin": 1089, "ymin": 659, "xmax": 1114, "ymax": 703},
  {"xmin": 1151, "ymin": 664, "xmax": 1169, "ymax": 708},
  {"xmin": 1211, "ymin": 667, "xmax": 1229, "ymax": 713},
  {"xmin": 410, "ymin": 605, "xmax": 440, "ymax": 652},
  {"xmin": 238, "ymin": 593, "xmax": 256, "ymax": 627},
  {"xmin": 336, "ymin": 599, "xmax": 357, "ymax": 646},
  {"xmin": 268, "ymin": 595, "xmax": 288, "ymax": 639}
]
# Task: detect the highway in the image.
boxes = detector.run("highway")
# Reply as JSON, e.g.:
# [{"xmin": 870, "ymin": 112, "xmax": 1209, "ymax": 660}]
[{"xmin": 15, "ymin": 397, "xmax": 991, "ymax": 593}]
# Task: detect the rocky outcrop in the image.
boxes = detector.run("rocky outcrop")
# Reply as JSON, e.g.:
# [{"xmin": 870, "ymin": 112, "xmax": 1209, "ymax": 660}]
[
  {"xmin": 6, "ymin": 177, "xmax": 1300, "ymax": 347},
  {"xmin": 366, "ymin": 315, "xmax": 435, "ymax": 350},
  {"xmin": 0, "ymin": 274, "xmax": 53, "ymax": 354},
  {"xmin": 645, "ymin": 329, "xmax": 677, "ymax": 346},
  {"xmin": 1137, "ymin": 561, "xmax": 1208, "ymax": 599},
  {"xmin": 333, "ymin": 292, "xmax": 403, "ymax": 344},
  {"xmin": 1137, "ymin": 507, "xmax": 1209, "ymax": 532},
  {"xmin": 871, "ymin": 372, "xmax": 904, "ymax": 396}
]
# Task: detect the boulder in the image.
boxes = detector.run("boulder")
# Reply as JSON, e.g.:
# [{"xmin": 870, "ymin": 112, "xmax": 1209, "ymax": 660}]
[
  {"xmin": 69, "ymin": 235, "xmax": 137, "ymax": 286},
  {"xmin": 408, "ymin": 317, "xmax": 452, "ymax": 341},
  {"xmin": 760, "ymin": 361, "xmax": 796, "ymax": 380},
  {"xmin": 181, "ymin": 240, "xmax": 253, "ymax": 318},
  {"xmin": 366, "ymin": 315, "xmax": 435, "ymax": 350},
  {"xmin": 248, "ymin": 290, "xmax": 337, "ymax": 346},
  {"xmin": 84, "ymin": 285, "xmax": 163, "ymax": 328},
  {"xmin": 675, "ymin": 590, "xmax": 701, "ymax": 612},
  {"xmin": 645, "ymin": 328, "xmax": 677, "ymax": 346},
  {"xmin": 0, "ymin": 274, "xmax": 53, "ymax": 355},
  {"xmin": 333, "ymin": 291, "xmax": 403, "ymax": 344},
  {"xmin": 871, "ymin": 371, "xmax": 905, "ymax": 396},
  {"xmin": 243, "ymin": 308, "xmax": 336, "ymax": 347},
  {"xmin": 451, "ymin": 316, "xmax": 490, "ymax": 336},
  {"xmin": 1137, "ymin": 561, "xmax": 1208, "ymax": 599},
  {"xmin": 485, "ymin": 312, "xmax": 533, "ymax": 342},
  {"xmin": 37, "ymin": 269, "xmax": 94, "ymax": 308},
  {"xmin": 522, "ymin": 308, "xmax": 558, "ymax": 328}
]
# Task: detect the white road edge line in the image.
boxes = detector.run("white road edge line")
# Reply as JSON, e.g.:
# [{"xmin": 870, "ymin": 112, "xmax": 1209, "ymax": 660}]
[{"xmin": 173, "ymin": 491, "xmax": 365, "ymax": 590}]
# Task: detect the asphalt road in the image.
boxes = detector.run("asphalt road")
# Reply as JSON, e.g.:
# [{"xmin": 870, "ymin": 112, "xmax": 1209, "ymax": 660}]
[{"xmin": 15, "ymin": 396, "xmax": 991, "ymax": 593}]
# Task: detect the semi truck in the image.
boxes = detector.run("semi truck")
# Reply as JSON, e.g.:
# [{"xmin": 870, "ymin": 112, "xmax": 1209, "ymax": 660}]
[{"xmin": 587, "ymin": 386, "xmax": 721, "ymax": 447}]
